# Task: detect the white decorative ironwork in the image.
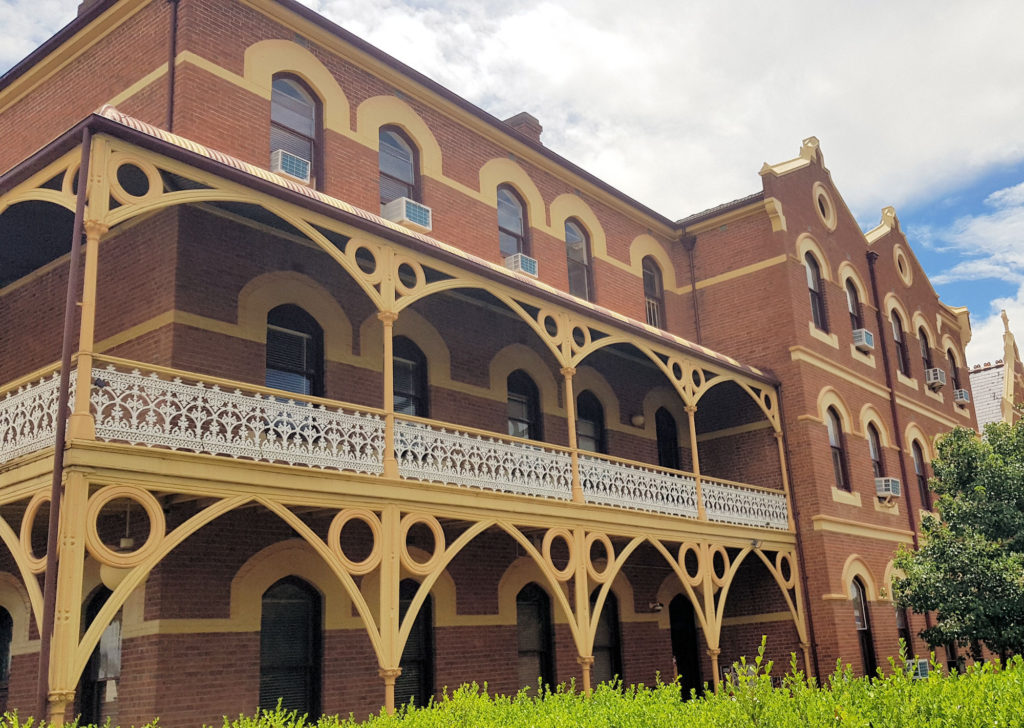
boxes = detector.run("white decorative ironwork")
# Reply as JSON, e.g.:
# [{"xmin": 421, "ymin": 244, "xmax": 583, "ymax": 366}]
[
  {"xmin": 579, "ymin": 455, "xmax": 699, "ymax": 518},
  {"xmin": 702, "ymin": 477, "xmax": 788, "ymax": 530},
  {"xmin": 396, "ymin": 420, "xmax": 572, "ymax": 499},
  {"xmin": 0, "ymin": 373, "xmax": 72, "ymax": 464},
  {"xmin": 91, "ymin": 366, "xmax": 384, "ymax": 474}
]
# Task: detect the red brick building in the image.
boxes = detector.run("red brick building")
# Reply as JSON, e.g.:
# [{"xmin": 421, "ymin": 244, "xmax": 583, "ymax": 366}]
[{"xmin": 0, "ymin": 0, "xmax": 977, "ymax": 725}]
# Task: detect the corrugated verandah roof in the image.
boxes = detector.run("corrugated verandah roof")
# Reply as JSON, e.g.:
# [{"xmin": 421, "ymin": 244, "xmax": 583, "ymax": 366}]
[{"xmin": 76, "ymin": 106, "xmax": 774, "ymax": 384}]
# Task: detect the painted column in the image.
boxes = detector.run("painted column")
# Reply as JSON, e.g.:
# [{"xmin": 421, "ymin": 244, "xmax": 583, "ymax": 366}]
[
  {"xmin": 685, "ymin": 405, "xmax": 706, "ymax": 520},
  {"xmin": 67, "ymin": 221, "xmax": 108, "ymax": 440},
  {"xmin": 561, "ymin": 367, "xmax": 583, "ymax": 503},
  {"xmin": 379, "ymin": 311, "xmax": 399, "ymax": 478},
  {"xmin": 378, "ymin": 504, "xmax": 402, "ymax": 714},
  {"xmin": 572, "ymin": 527, "xmax": 592, "ymax": 694},
  {"xmin": 707, "ymin": 648, "xmax": 721, "ymax": 692}
]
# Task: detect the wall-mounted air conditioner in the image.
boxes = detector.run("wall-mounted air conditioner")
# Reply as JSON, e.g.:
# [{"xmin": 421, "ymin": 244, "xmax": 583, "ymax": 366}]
[
  {"xmin": 381, "ymin": 196, "xmax": 433, "ymax": 233},
  {"xmin": 504, "ymin": 253, "xmax": 539, "ymax": 277},
  {"xmin": 906, "ymin": 658, "xmax": 929, "ymax": 680},
  {"xmin": 953, "ymin": 389, "xmax": 971, "ymax": 405},
  {"xmin": 925, "ymin": 368, "xmax": 947, "ymax": 391},
  {"xmin": 875, "ymin": 477, "xmax": 902, "ymax": 498},
  {"xmin": 270, "ymin": 149, "xmax": 311, "ymax": 184},
  {"xmin": 852, "ymin": 328, "xmax": 875, "ymax": 352}
]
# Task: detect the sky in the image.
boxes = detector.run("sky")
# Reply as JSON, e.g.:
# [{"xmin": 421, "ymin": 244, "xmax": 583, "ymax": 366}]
[{"xmin": 2, "ymin": 0, "xmax": 1023, "ymax": 367}]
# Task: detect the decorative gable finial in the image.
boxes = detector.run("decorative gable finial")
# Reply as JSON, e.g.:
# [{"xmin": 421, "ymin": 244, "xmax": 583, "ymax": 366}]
[{"xmin": 800, "ymin": 136, "xmax": 821, "ymax": 162}]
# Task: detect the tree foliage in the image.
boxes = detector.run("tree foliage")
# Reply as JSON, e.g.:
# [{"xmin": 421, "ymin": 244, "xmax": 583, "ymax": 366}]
[{"xmin": 894, "ymin": 420, "xmax": 1024, "ymax": 657}]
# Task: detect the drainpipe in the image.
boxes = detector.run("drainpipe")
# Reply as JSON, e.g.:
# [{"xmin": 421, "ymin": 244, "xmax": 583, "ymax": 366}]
[
  {"xmin": 36, "ymin": 127, "xmax": 92, "ymax": 719},
  {"xmin": 167, "ymin": 0, "xmax": 180, "ymax": 132},
  {"xmin": 682, "ymin": 234, "xmax": 702, "ymax": 345},
  {"xmin": 774, "ymin": 383, "xmax": 821, "ymax": 680}
]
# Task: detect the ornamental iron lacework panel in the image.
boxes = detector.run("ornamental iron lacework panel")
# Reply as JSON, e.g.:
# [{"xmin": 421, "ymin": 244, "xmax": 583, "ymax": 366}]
[
  {"xmin": 579, "ymin": 454, "xmax": 699, "ymax": 518},
  {"xmin": 702, "ymin": 477, "xmax": 788, "ymax": 530},
  {"xmin": 0, "ymin": 373, "xmax": 72, "ymax": 464}
]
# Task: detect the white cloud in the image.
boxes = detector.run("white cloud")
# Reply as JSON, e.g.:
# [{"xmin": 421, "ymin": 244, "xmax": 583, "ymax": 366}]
[{"xmin": 966, "ymin": 286, "xmax": 1024, "ymax": 367}]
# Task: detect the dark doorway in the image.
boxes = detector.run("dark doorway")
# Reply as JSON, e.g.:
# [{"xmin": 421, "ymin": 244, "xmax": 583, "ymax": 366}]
[
  {"xmin": 77, "ymin": 588, "xmax": 120, "ymax": 725},
  {"xmin": 396, "ymin": 579, "xmax": 434, "ymax": 707},
  {"xmin": 669, "ymin": 594, "xmax": 703, "ymax": 699}
]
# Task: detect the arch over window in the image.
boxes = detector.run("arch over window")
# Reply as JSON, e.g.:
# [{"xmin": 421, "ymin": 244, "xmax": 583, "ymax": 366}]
[
  {"xmin": 590, "ymin": 590, "xmax": 622, "ymax": 685},
  {"xmin": 266, "ymin": 304, "xmax": 324, "ymax": 396},
  {"xmin": 655, "ymin": 407, "xmax": 680, "ymax": 470},
  {"xmin": 805, "ymin": 252, "xmax": 828, "ymax": 332},
  {"xmin": 947, "ymin": 348, "xmax": 962, "ymax": 391},
  {"xmin": 0, "ymin": 607, "xmax": 11, "ymax": 712},
  {"xmin": 642, "ymin": 256, "xmax": 665, "ymax": 328},
  {"xmin": 507, "ymin": 370, "xmax": 542, "ymax": 441},
  {"xmin": 396, "ymin": 579, "xmax": 433, "ymax": 707},
  {"xmin": 498, "ymin": 185, "xmax": 529, "ymax": 258},
  {"xmin": 826, "ymin": 406, "xmax": 850, "ymax": 491},
  {"xmin": 911, "ymin": 440, "xmax": 931, "ymax": 510},
  {"xmin": 565, "ymin": 218, "xmax": 593, "ymax": 300},
  {"xmin": 394, "ymin": 336, "xmax": 428, "ymax": 417},
  {"xmin": 77, "ymin": 588, "xmax": 120, "ymax": 726},
  {"xmin": 918, "ymin": 327, "xmax": 933, "ymax": 372},
  {"xmin": 867, "ymin": 423, "xmax": 885, "ymax": 479},
  {"xmin": 845, "ymin": 278, "xmax": 863, "ymax": 331},
  {"xmin": 850, "ymin": 577, "xmax": 877, "ymax": 676},
  {"xmin": 379, "ymin": 126, "xmax": 419, "ymax": 206},
  {"xmin": 891, "ymin": 311, "xmax": 910, "ymax": 377},
  {"xmin": 260, "ymin": 577, "xmax": 322, "ymax": 716},
  {"xmin": 576, "ymin": 390, "xmax": 606, "ymax": 454},
  {"xmin": 516, "ymin": 583, "xmax": 555, "ymax": 691},
  {"xmin": 270, "ymin": 75, "xmax": 321, "ymax": 187}
]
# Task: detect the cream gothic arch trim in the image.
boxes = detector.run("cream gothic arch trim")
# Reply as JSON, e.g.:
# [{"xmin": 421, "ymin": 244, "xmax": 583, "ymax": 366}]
[
  {"xmin": 817, "ymin": 386, "xmax": 855, "ymax": 433},
  {"xmin": 479, "ymin": 159, "xmax": 547, "ymax": 227},
  {"xmin": 573, "ymin": 365, "xmax": 623, "ymax": 429},
  {"xmin": 628, "ymin": 234, "xmax": 677, "ymax": 290},
  {"xmin": 0, "ymin": 573, "xmax": 35, "ymax": 656},
  {"xmin": 904, "ymin": 422, "xmax": 934, "ymax": 460},
  {"xmin": 355, "ymin": 96, "xmax": 444, "ymax": 180},
  {"xmin": 837, "ymin": 262, "xmax": 868, "ymax": 303},
  {"xmin": 912, "ymin": 311, "xmax": 935, "ymax": 348},
  {"xmin": 359, "ymin": 308, "xmax": 453, "ymax": 385},
  {"xmin": 839, "ymin": 555, "xmax": 877, "ymax": 601},
  {"xmin": 796, "ymin": 234, "xmax": 832, "ymax": 282},
  {"xmin": 497, "ymin": 557, "xmax": 570, "ymax": 625},
  {"xmin": 549, "ymin": 193, "xmax": 608, "ymax": 260},
  {"xmin": 859, "ymin": 404, "xmax": 892, "ymax": 447},
  {"xmin": 883, "ymin": 293, "xmax": 911, "ymax": 328},
  {"xmin": 489, "ymin": 343, "xmax": 563, "ymax": 415},
  {"xmin": 640, "ymin": 386, "xmax": 689, "ymax": 441}
]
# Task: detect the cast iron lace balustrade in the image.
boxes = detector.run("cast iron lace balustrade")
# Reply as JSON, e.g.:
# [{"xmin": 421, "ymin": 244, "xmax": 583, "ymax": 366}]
[
  {"xmin": 395, "ymin": 419, "xmax": 573, "ymax": 499},
  {"xmin": 578, "ymin": 454, "xmax": 699, "ymax": 518},
  {"xmin": 702, "ymin": 476, "xmax": 788, "ymax": 530},
  {"xmin": 90, "ymin": 366, "xmax": 385, "ymax": 474},
  {"xmin": 0, "ymin": 372, "xmax": 72, "ymax": 464}
]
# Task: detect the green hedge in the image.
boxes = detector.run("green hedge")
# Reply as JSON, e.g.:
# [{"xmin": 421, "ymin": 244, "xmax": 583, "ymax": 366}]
[{"xmin": 5, "ymin": 645, "xmax": 1024, "ymax": 728}]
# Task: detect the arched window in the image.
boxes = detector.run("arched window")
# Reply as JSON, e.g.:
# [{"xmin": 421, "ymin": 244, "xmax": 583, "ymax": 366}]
[
  {"xmin": 912, "ymin": 441, "xmax": 931, "ymax": 510},
  {"xmin": 498, "ymin": 186, "xmax": 529, "ymax": 258},
  {"xmin": 669, "ymin": 595, "xmax": 703, "ymax": 700},
  {"xmin": 845, "ymin": 279, "xmax": 862, "ymax": 331},
  {"xmin": 655, "ymin": 407, "xmax": 679, "ymax": 470},
  {"xmin": 77, "ymin": 588, "xmax": 120, "ymax": 726},
  {"xmin": 260, "ymin": 578, "xmax": 322, "ymax": 716},
  {"xmin": 516, "ymin": 583, "xmax": 554, "ymax": 691},
  {"xmin": 565, "ymin": 219, "xmax": 593, "ymax": 300},
  {"xmin": 394, "ymin": 336, "xmax": 428, "ymax": 417},
  {"xmin": 0, "ymin": 607, "xmax": 11, "ymax": 712},
  {"xmin": 805, "ymin": 253, "xmax": 828, "ymax": 332},
  {"xmin": 396, "ymin": 579, "xmax": 433, "ymax": 708},
  {"xmin": 850, "ymin": 578, "xmax": 877, "ymax": 676},
  {"xmin": 918, "ymin": 328, "xmax": 933, "ymax": 372},
  {"xmin": 590, "ymin": 590, "xmax": 622, "ymax": 685},
  {"xmin": 266, "ymin": 305, "xmax": 324, "ymax": 396},
  {"xmin": 867, "ymin": 423, "xmax": 885, "ymax": 479},
  {"xmin": 896, "ymin": 607, "xmax": 912, "ymax": 655},
  {"xmin": 270, "ymin": 76, "xmax": 321, "ymax": 187},
  {"xmin": 576, "ymin": 390, "xmax": 605, "ymax": 454},
  {"xmin": 642, "ymin": 257, "xmax": 665, "ymax": 328},
  {"xmin": 947, "ymin": 349, "xmax": 962, "ymax": 391},
  {"xmin": 826, "ymin": 407, "xmax": 850, "ymax": 491},
  {"xmin": 379, "ymin": 127, "xmax": 419, "ymax": 206},
  {"xmin": 507, "ymin": 370, "xmax": 542, "ymax": 441},
  {"xmin": 891, "ymin": 311, "xmax": 910, "ymax": 377}
]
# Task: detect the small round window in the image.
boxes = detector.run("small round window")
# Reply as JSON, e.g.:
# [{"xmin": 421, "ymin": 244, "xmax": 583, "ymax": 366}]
[
  {"xmin": 893, "ymin": 245, "xmax": 913, "ymax": 286},
  {"xmin": 812, "ymin": 182, "xmax": 837, "ymax": 231}
]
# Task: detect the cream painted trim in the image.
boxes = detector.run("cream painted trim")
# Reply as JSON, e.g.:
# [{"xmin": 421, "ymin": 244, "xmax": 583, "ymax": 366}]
[
  {"xmin": 355, "ymin": 96, "xmax": 443, "ymax": 181},
  {"xmin": 573, "ymin": 366, "xmax": 625, "ymax": 432},
  {"xmin": 912, "ymin": 311, "xmax": 936, "ymax": 350},
  {"xmin": 628, "ymin": 235, "xmax": 677, "ymax": 291},
  {"xmin": 894, "ymin": 391, "xmax": 958, "ymax": 429},
  {"xmin": 681, "ymin": 254, "xmax": 788, "ymax": 295},
  {"xmin": 107, "ymin": 63, "xmax": 168, "ymax": 108},
  {"xmin": 479, "ymin": 158, "xmax": 548, "ymax": 226},
  {"xmin": 639, "ymin": 387, "xmax": 690, "ymax": 441},
  {"xmin": 809, "ymin": 323, "xmax": 840, "ymax": 349},
  {"xmin": 837, "ymin": 263, "xmax": 868, "ymax": 304},
  {"xmin": 864, "ymin": 206, "xmax": 899, "ymax": 244},
  {"xmin": 893, "ymin": 243, "xmax": 913, "ymax": 287},
  {"xmin": 924, "ymin": 387, "xmax": 944, "ymax": 404},
  {"xmin": 812, "ymin": 182, "xmax": 837, "ymax": 231},
  {"xmin": 0, "ymin": 573, "xmax": 37, "ymax": 656},
  {"xmin": 683, "ymin": 201, "xmax": 765, "ymax": 234},
  {"xmin": 896, "ymin": 372, "xmax": 919, "ymax": 390},
  {"xmin": 177, "ymin": 51, "xmax": 266, "ymax": 97},
  {"xmin": 874, "ymin": 497, "xmax": 900, "ymax": 515},
  {"xmin": 796, "ymin": 234, "xmax": 832, "ymax": 282},
  {"xmin": 858, "ymin": 405, "xmax": 892, "ymax": 448},
  {"xmin": 904, "ymin": 422, "xmax": 935, "ymax": 461},
  {"xmin": 696, "ymin": 420, "xmax": 772, "ymax": 443},
  {"xmin": 796, "ymin": 413, "xmax": 823, "ymax": 425},
  {"xmin": 817, "ymin": 386, "xmax": 854, "ymax": 432},
  {"xmin": 721, "ymin": 610, "xmax": 794, "ymax": 627},
  {"xmin": 841, "ymin": 555, "xmax": 877, "ymax": 600},
  {"xmin": 790, "ymin": 345, "xmax": 891, "ymax": 399},
  {"xmin": 489, "ymin": 343, "xmax": 565, "ymax": 415},
  {"xmin": 831, "ymin": 487, "xmax": 861, "ymax": 507},
  {"xmin": 811, "ymin": 515, "xmax": 914, "ymax": 544},
  {"xmin": 763, "ymin": 197, "xmax": 787, "ymax": 232},
  {"xmin": 850, "ymin": 345, "xmax": 876, "ymax": 368},
  {"xmin": 549, "ymin": 193, "xmax": 609, "ymax": 264}
]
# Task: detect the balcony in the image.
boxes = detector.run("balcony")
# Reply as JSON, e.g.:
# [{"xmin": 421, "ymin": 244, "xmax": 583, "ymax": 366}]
[{"xmin": 1, "ymin": 358, "xmax": 789, "ymax": 531}]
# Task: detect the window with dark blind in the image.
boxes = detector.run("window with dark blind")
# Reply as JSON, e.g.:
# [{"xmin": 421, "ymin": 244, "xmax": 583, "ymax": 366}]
[
  {"xmin": 507, "ymin": 370, "xmax": 542, "ymax": 441},
  {"xmin": 394, "ymin": 336, "xmax": 428, "ymax": 417},
  {"xmin": 379, "ymin": 128, "xmax": 419, "ymax": 206},
  {"xmin": 826, "ymin": 407, "xmax": 850, "ymax": 491},
  {"xmin": 947, "ymin": 349, "xmax": 962, "ymax": 391},
  {"xmin": 395, "ymin": 579, "xmax": 433, "ymax": 708},
  {"xmin": 590, "ymin": 590, "xmax": 622, "ymax": 685},
  {"xmin": 0, "ymin": 607, "xmax": 11, "ymax": 712},
  {"xmin": 576, "ymin": 391, "xmax": 605, "ymax": 454},
  {"xmin": 266, "ymin": 305, "xmax": 324, "ymax": 397},
  {"xmin": 642, "ymin": 257, "xmax": 665, "ymax": 328},
  {"xmin": 271, "ymin": 76, "xmax": 320, "ymax": 187},
  {"xmin": 919, "ymin": 328, "xmax": 933, "ymax": 371},
  {"xmin": 260, "ymin": 578, "xmax": 321, "ymax": 717},
  {"xmin": 498, "ymin": 186, "xmax": 528, "ymax": 258},
  {"xmin": 565, "ymin": 219, "xmax": 593, "ymax": 300},
  {"xmin": 912, "ymin": 441, "xmax": 931, "ymax": 510},
  {"xmin": 867, "ymin": 423, "xmax": 885, "ymax": 479},
  {"xmin": 850, "ymin": 578, "xmax": 877, "ymax": 676},
  {"xmin": 892, "ymin": 312, "xmax": 910, "ymax": 376},
  {"xmin": 655, "ymin": 407, "xmax": 679, "ymax": 470},
  {"xmin": 805, "ymin": 253, "xmax": 828, "ymax": 332},
  {"xmin": 845, "ymin": 279, "xmax": 862, "ymax": 331},
  {"xmin": 516, "ymin": 583, "xmax": 554, "ymax": 691}
]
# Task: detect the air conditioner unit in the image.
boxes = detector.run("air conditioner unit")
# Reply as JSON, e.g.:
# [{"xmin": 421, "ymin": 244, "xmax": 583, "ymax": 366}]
[
  {"xmin": 381, "ymin": 196, "xmax": 433, "ymax": 233},
  {"xmin": 270, "ymin": 149, "xmax": 311, "ymax": 183},
  {"xmin": 504, "ymin": 253, "xmax": 539, "ymax": 278},
  {"xmin": 906, "ymin": 658, "xmax": 929, "ymax": 680},
  {"xmin": 875, "ymin": 477, "xmax": 902, "ymax": 498},
  {"xmin": 852, "ymin": 328, "xmax": 875, "ymax": 352},
  {"xmin": 925, "ymin": 367, "xmax": 947, "ymax": 390},
  {"xmin": 953, "ymin": 389, "xmax": 971, "ymax": 405}
]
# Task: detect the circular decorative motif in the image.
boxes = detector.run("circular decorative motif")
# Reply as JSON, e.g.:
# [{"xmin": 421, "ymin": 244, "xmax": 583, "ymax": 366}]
[
  {"xmin": 776, "ymin": 551, "xmax": 797, "ymax": 590},
  {"xmin": 812, "ymin": 182, "xmax": 837, "ymax": 231},
  {"xmin": 399, "ymin": 513, "xmax": 445, "ymax": 576},
  {"xmin": 571, "ymin": 326, "xmax": 591, "ymax": 351},
  {"xmin": 61, "ymin": 163, "xmax": 80, "ymax": 200},
  {"xmin": 349, "ymin": 243, "xmax": 383, "ymax": 283},
  {"xmin": 20, "ymin": 492, "xmax": 51, "ymax": 574},
  {"xmin": 393, "ymin": 257, "xmax": 425, "ymax": 296},
  {"xmin": 584, "ymin": 532, "xmax": 614, "ymax": 583},
  {"xmin": 893, "ymin": 245, "xmax": 913, "ymax": 287},
  {"xmin": 677, "ymin": 542, "xmax": 703, "ymax": 588},
  {"xmin": 542, "ymin": 528, "xmax": 575, "ymax": 582},
  {"xmin": 709, "ymin": 544, "xmax": 730, "ymax": 588},
  {"xmin": 85, "ymin": 485, "xmax": 166, "ymax": 569},
  {"xmin": 107, "ymin": 153, "xmax": 163, "ymax": 206},
  {"xmin": 327, "ymin": 508, "xmax": 382, "ymax": 575},
  {"xmin": 539, "ymin": 310, "xmax": 559, "ymax": 339}
]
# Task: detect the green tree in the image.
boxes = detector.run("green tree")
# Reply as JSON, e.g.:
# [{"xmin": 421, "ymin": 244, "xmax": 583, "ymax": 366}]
[{"xmin": 893, "ymin": 420, "xmax": 1024, "ymax": 659}]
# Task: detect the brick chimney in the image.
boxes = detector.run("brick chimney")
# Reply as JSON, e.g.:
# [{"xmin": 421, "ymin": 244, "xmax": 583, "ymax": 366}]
[{"xmin": 503, "ymin": 112, "xmax": 542, "ymax": 144}]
